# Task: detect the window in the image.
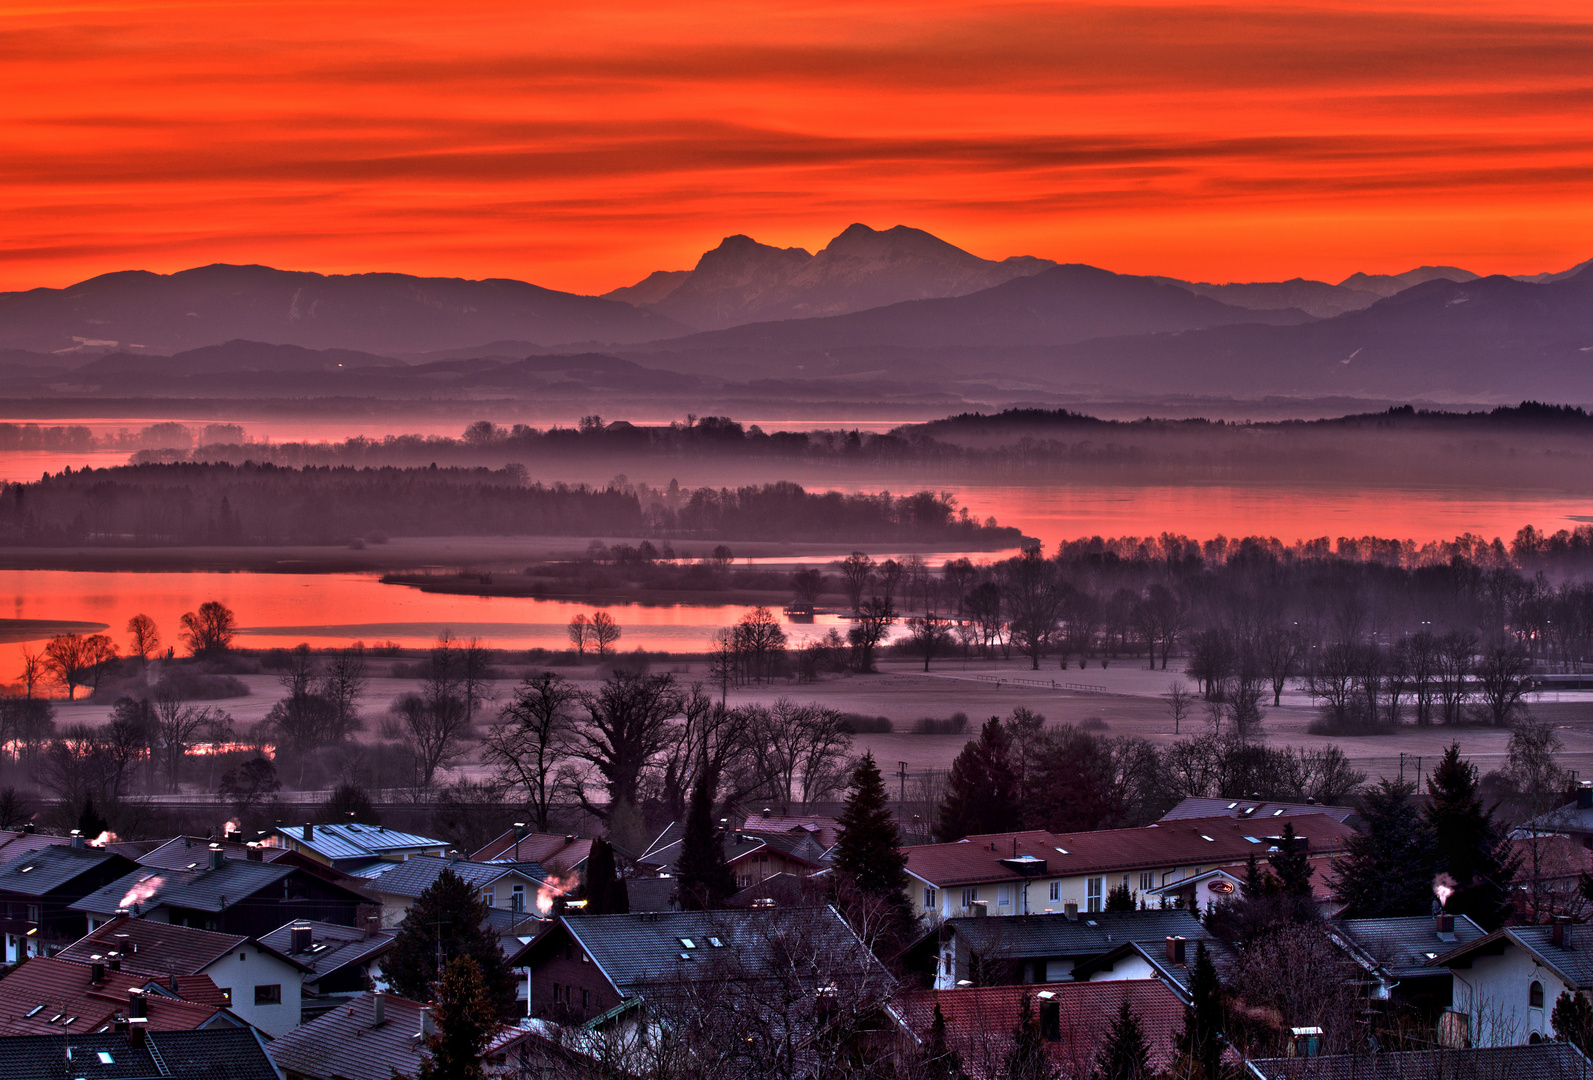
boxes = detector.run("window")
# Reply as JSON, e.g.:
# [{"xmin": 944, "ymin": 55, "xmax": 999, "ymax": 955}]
[
  {"xmin": 580, "ymin": 950, "xmax": 589, "ymax": 964},
  {"xmin": 923, "ymin": 887, "xmax": 937, "ymax": 909},
  {"xmin": 997, "ymin": 885, "xmax": 1011, "ymax": 907},
  {"xmin": 1139, "ymin": 872, "xmax": 1154, "ymax": 892},
  {"xmin": 679, "ymin": 938, "xmax": 697, "ymax": 949},
  {"xmin": 511, "ymin": 885, "xmax": 526, "ymax": 912},
  {"xmin": 1086, "ymin": 877, "xmax": 1103, "ymax": 912},
  {"xmin": 961, "ymin": 887, "xmax": 978, "ymax": 909},
  {"xmin": 1530, "ymin": 981, "xmax": 1545, "ymax": 1008},
  {"xmin": 1122, "ymin": 874, "xmax": 1131, "ymax": 891},
  {"xmin": 481, "ymin": 888, "xmax": 495, "ymax": 908},
  {"xmin": 582, "ymin": 989, "xmax": 590, "ymax": 1010},
  {"xmin": 254, "ymin": 984, "xmax": 282, "ymax": 1006},
  {"xmin": 26, "ymin": 905, "xmax": 40, "ymax": 924},
  {"xmin": 1049, "ymin": 882, "xmax": 1060, "ymax": 901},
  {"xmin": 553, "ymin": 981, "xmax": 561, "ymax": 1003}
]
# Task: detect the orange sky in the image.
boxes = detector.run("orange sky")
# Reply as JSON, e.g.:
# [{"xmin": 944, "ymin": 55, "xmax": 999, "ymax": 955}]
[{"xmin": 2, "ymin": 0, "xmax": 1592, "ymax": 294}]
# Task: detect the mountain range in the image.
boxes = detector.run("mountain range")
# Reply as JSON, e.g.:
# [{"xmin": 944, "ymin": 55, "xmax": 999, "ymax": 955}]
[{"xmin": 0, "ymin": 224, "xmax": 1588, "ymax": 404}]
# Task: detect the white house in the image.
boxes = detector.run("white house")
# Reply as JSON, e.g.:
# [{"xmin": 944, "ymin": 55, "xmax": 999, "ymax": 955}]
[{"xmin": 1435, "ymin": 920, "xmax": 1593, "ymax": 1046}]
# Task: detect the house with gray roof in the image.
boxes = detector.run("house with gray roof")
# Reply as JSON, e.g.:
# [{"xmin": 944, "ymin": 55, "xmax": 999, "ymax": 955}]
[
  {"xmin": 1159, "ymin": 797, "xmax": 1358, "ymax": 826},
  {"xmin": 268, "ymin": 823, "xmax": 448, "ymax": 872},
  {"xmin": 918, "ymin": 908, "xmax": 1219, "ymax": 990},
  {"xmin": 1329, "ymin": 914, "xmax": 1488, "ymax": 1012},
  {"xmin": 354, "ymin": 854, "xmax": 556, "ymax": 927},
  {"xmin": 71, "ymin": 849, "xmax": 375, "ymax": 940},
  {"xmin": 0, "ymin": 1026, "xmax": 283, "ymax": 1080},
  {"xmin": 641, "ymin": 823, "xmax": 827, "ymax": 889},
  {"xmin": 257, "ymin": 921, "xmax": 394, "ymax": 1018},
  {"xmin": 1432, "ymin": 920, "xmax": 1593, "ymax": 1046},
  {"xmin": 0, "ymin": 841, "xmax": 137, "ymax": 962}
]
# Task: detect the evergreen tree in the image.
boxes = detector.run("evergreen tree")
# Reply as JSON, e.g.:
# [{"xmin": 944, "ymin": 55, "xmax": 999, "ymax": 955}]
[
  {"xmin": 832, "ymin": 752, "xmax": 913, "ymax": 932},
  {"xmin": 385, "ymin": 867, "xmax": 517, "ymax": 1017},
  {"xmin": 677, "ymin": 764, "xmax": 736, "ymax": 910},
  {"xmin": 936, "ymin": 718, "xmax": 1020, "ymax": 841},
  {"xmin": 1267, "ymin": 822, "xmax": 1314, "ymax": 897},
  {"xmin": 76, "ymin": 796, "xmax": 109, "ymax": 840},
  {"xmin": 1095, "ymin": 997, "xmax": 1150, "ymax": 1080},
  {"xmin": 1426, "ymin": 742, "xmax": 1520, "ymax": 930},
  {"xmin": 1553, "ymin": 990, "xmax": 1593, "ymax": 1053},
  {"xmin": 1176, "ymin": 942, "xmax": 1224, "ymax": 1080},
  {"xmin": 1242, "ymin": 851, "xmax": 1277, "ymax": 897},
  {"xmin": 416, "ymin": 954, "xmax": 497, "ymax": 1080},
  {"xmin": 1105, "ymin": 883, "xmax": 1136, "ymax": 912},
  {"xmin": 1333, "ymin": 779, "xmax": 1438, "ymax": 918},
  {"xmin": 1004, "ymin": 992, "xmax": 1051, "ymax": 1080},
  {"xmin": 582, "ymin": 836, "xmax": 629, "ymax": 915}
]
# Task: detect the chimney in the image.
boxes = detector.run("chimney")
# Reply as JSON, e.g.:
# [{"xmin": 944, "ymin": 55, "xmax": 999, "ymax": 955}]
[
  {"xmin": 1167, "ymin": 936, "xmax": 1187, "ymax": 965},
  {"xmin": 970, "ymin": 900, "xmax": 988, "ymax": 918},
  {"xmin": 1064, "ymin": 902, "xmax": 1079, "ymax": 921},
  {"xmin": 128, "ymin": 1017, "xmax": 147, "ymax": 1049},
  {"xmin": 1436, "ymin": 913, "xmax": 1456, "ymax": 941},
  {"xmin": 208, "ymin": 844, "xmax": 225, "ymax": 871},
  {"xmin": 372, "ymin": 991, "xmax": 386, "ymax": 1026},
  {"xmin": 70, "ymin": 831, "xmax": 85, "ymax": 850},
  {"xmin": 303, "ymin": 822, "xmax": 314, "ymax": 841},
  {"xmin": 291, "ymin": 924, "xmax": 313, "ymax": 953},
  {"xmin": 128, "ymin": 989, "xmax": 147, "ymax": 1020},
  {"xmin": 420, "ymin": 1005, "xmax": 436, "ymax": 1039},
  {"xmin": 1579, "ymin": 784, "xmax": 1593, "ymax": 810},
  {"xmin": 246, "ymin": 844, "xmax": 263, "ymax": 862},
  {"xmin": 108, "ymin": 952, "xmax": 121, "ymax": 972},
  {"xmin": 90, "ymin": 958, "xmax": 105, "ymax": 984},
  {"xmin": 1554, "ymin": 916, "xmax": 1572, "ymax": 948}
]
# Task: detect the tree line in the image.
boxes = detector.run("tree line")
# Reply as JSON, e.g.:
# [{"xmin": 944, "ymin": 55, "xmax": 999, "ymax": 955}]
[{"xmin": 0, "ymin": 463, "xmax": 1019, "ymax": 547}]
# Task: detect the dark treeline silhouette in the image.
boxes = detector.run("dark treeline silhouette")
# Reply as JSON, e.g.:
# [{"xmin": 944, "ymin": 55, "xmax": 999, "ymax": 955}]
[
  {"xmin": 116, "ymin": 402, "xmax": 1593, "ymax": 487},
  {"xmin": 0, "ymin": 462, "xmax": 1019, "ymax": 547}
]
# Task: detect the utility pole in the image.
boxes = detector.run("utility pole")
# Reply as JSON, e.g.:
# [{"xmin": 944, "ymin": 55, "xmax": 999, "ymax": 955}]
[{"xmin": 898, "ymin": 761, "xmax": 909, "ymax": 805}]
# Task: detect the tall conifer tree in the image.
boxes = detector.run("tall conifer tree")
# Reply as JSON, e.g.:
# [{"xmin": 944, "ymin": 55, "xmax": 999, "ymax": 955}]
[
  {"xmin": 1426, "ymin": 742, "xmax": 1519, "ymax": 929},
  {"xmin": 833, "ymin": 752, "xmax": 913, "ymax": 932},
  {"xmin": 677, "ymin": 764, "xmax": 736, "ymax": 910},
  {"xmin": 1333, "ymin": 779, "xmax": 1438, "ymax": 918}
]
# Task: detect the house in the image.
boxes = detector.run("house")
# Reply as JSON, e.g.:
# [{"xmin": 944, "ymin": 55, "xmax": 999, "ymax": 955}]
[
  {"xmin": 895, "ymin": 979, "xmax": 1186, "ymax": 1080},
  {"xmin": 472, "ymin": 828, "xmax": 593, "ymax": 877},
  {"xmin": 1159, "ymin": 797, "xmax": 1358, "ymax": 826},
  {"xmin": 901, "ymin": 814, "xmax": 1357, "ymax": 922},
  {"xmin": 353, "ymin": 854, "xmax": 557, "ymax": 927},
  {"xmin": 70, "ymin": 849, "xmax": 377, "ymax": 939},
  {"xmin": 0, "ymin": 1027, "xmax": 283, "ymax": 1080},
  {"xmin": 53, "ymin": 915, "xmax": 308, "ymax": 1037},
  {"xmin": 0, "ymin": 828, "xmax": 76, "ymax": 867},
  {"xmin": 268, "ymin": 823, "xmax": 448, "ymax": 872},
  {"xmin": 738, "ymin": 809, "xmax": 843, "ymax": 850},
  {"xmin": 1247, "ymin": 1042, "xmax": 1593, "ymax": 1080},
  {"xmin": 0, "ymin": 955, "xmax": 238, "ymax": 1036},
  {"xmin": 921, "ymin": 908, "xmax": 1217, "ymax": 990},
  {"xmin": 512, "ymin": 907, "xmax": 889, "ymax": 1026},
  {"xmin": 1432, "ymin": 920, "xmax": 1593, "ymax": 1046},
  {"xmin": 1515, "ymin": 783, "xmax": 1593, "ymax": 849},
  {"xmin": 266, "ymin": 991, "xmax": 429, "ymax": 1080},
  {"xmin": 641, "ymin": 823, "xmax": 828, "ymax": 890},
  {"xmin": 256, "ymin": 920, "xmax": 394, "ymax": 1015},
  {"xmin": 1328, "ymin": 914, "xmax": 1488, "ymax": 1013},
  {"xmin": 0, "ymin": 842, "xmax": 138, "ymax": 962}
]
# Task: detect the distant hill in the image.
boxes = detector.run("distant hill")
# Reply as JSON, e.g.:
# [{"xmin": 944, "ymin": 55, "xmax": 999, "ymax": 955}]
[
  {"xmin": 640, "ymin": 263, "xmax": 1314, "ymax": 364},
  {"xmin": 0, "ymin": 264, "xmax": 689, "ymax": 355},
  {"xmin": 605, "ymin": 223, "xmax": 1056, "ymax": 329},
  {"xmin": 1337, "ymin": 265, "xmax": 1480, "ymax": 298},
  {"xmin": 1153, "ymin": 277, "xmax": 1384, "ymax": 318},
  {"xmin": 74, "ymin": 340, "xmax": 403, "ymax": 379}
]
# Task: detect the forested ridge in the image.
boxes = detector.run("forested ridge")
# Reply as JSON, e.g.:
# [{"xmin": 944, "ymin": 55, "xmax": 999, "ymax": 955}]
[{"xmin": 0, "ymin": 462, "xmax": 1021, "ymax": 547}]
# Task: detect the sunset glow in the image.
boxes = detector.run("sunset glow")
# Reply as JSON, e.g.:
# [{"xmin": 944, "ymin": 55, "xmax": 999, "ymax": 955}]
[{"xmin": 4, "ymin": 0, "xmax": 1592, "ymax": 292}]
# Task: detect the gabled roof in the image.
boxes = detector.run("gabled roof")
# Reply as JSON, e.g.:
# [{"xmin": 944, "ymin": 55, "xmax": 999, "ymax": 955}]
[
  {"xmin": 1333, "ymin": 916, "xmax": 1488, "ymax": 979},
  {"xmin": 903, "ymin": 814, "xmax": 1358, "ymax": 888},
  {"xmin": 0, "ymin": 1027, "xmax": 283, "ymax": 1080},
  {"xmin": 739, "ymin": 812, "xmax": 842, "ymax": 850},
  {"xmin": 357, "ymin": 855, "xmax": 553, "ymax": 898},
  {"xmin": 1433, "ymin": 924, "xmax": 1593, "ymax": 989},
  {"xmin": 1069, "ymin": 939, "xmax": 1230, "ymax": 999},
  {"xmin": 54, "ymin": 915, "xmax": 249, "ymax": 976},
  {"xmin": 641, "ymin": 827, "xmax": 825, "ymax": 877},
  {"xmin": 271, "ymin": 823, "xmax": 447, "ymax": 863},
  {"xmin": 265, "ymin": 992, "xmax": 427, "ymax": 1080},
  {"xmin": 256, "ymin": 921, "xmax": 394, "ymax": 983},
  {"xmin": 0, "ymin": 829, "xmax": 75, "ymax": 866},
  {"xmin": 471, "ymin": 830, "xmax": 592, "ymax": 875},
  {"xmin": 137, "ymin": 837, "xmax": 294, "ymax": 872},
  {"xmin": 515, "ymin": 907, "xmax": 887, "ymax": 1001},
  {"xmin": 71, "ymin": 861, "xmax": 297, "ymax": 916},
  {"xmin": 896, "ymin": 980, "xmax": 1185, "ymax": 1080},
  {"xmin": 1248, "ymin": 1043, "xmax": 1593, "ymax": 1080},
  {"xmin": 0, "ymin": 846, "xmax": 132, "ymax": 897},
  {"xmin": 938, "ymin": 909, "xmax": 1213, "ymax": 959},
  {"xmin": 1160, "ymin": 797, "xmax": 1358, "ymax": 825},
  {"xmin": 0, "ymin": 956, "xmax": 226, "ymax": 1036}
]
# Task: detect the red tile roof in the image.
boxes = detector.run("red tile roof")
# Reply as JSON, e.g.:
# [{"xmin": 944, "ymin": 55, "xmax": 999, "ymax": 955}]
[
  {"xmin": 54, "ymin": 915, "xmax": 248, "ymax": 976},
  {"xmin": 903, "ymin": 814, "xmax": 1358, "ymax": 887},
  {"xmin": 471, "ymin": 830, "xmax": 591, "ymax": 875},
  {"xmin": 896, "ymin": 980, "xmax": 1186, "ymax": 1080},
  {"xmin": 0, "ymin": 956, "xmax": 225, "ymax": 1035}
]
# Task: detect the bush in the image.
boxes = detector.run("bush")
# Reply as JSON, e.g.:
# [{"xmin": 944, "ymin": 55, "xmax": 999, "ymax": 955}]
[
  {"xmin": 1080, "ymin": 716, "xmax": 1110, "ymax": 731},
  {"xmin": 911, "ymin": 713, "xmax": 969, "ymax": 735},
  {"xmin": 838, "ymin": 713, "xmax": 893, "ymax": 734}
]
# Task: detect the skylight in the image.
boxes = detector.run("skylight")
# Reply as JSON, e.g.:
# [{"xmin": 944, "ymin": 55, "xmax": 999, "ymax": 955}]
[
  {"xmin": 1226, "ymin": 802, "xmax": 1238, "ymax": 810},
  {"xmin": 708, "ymin": 937, "xmax": 724, "ymax": 948},
  {"xmin": 99, "ymin": 1053, "xmax": 115, "ymax": 1065},
  {"xmin": 1199, "ymin": 835, "xmax": 1215, "ymax": 842},
  {"xmin": 1272, "ymin": 809, "xmax": 1285, "ymax": 816},
  {"xmin": 19, "ymin": 865, "xmax": 32, "ymax": 873},
  {"xmin": 679, "ymin": 938, "xmax": 696, "ymax": 949},
  {"xmin": 678, "ymin": 952, "xmax": 693, "ymax": 960},
  {"xmin": 25, "ymin": 1005, "xmax": 42, "ymax": 1018},
  {"xmin": 1244, "ymin": 836, "xmax": 1260, "ymax": 844},
  {"xmin": 1054, "ymin": 847, "xmax": 1069, "ymax": 855}
]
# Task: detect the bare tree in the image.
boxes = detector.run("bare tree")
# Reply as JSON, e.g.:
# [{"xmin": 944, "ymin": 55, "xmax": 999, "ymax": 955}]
[
  {"xmin": 567, "ymin": 613, "xmax": 590, "ymax": 655},
  {"xmin": 318, "ymin": 643, "xmax": 368, "ymax": 740},
  {"xmin": 153, "ymin": 687, "xmax": 226, "ymax": 793},
  {"xmin": 126, "ymin": 614, "xmax": 160, "ymax": 665},
  {"xmin": 789, "ymin": 567, "xmax": 825, "ymax": 605},
  {"xmin": 1257, "ymin": 622, "xmax": 1304, "ymax": 705},
  {"xmin": 590, "ymin": 611, "xmax": 621, "ymax": 657},
  {"xmin": 179, "ymin": 600, "xmax": 237, "ymax": 655},
  {"xmin": 571, "ymin": 671, "xmax": 681, "ymax": 820},
  {"xmin": 837, "ymin": 551, "xmax": 875, "ymax": 612},
  {"xmin": 1475, "ymin": 642, "xmax": 1532, "ymax": 726},
  {"xmin": 906, "ymin": 614, "xmax": 954, "ymax": 671},
  {"xmin": 847, "ymin": 598, "xmax": 895, "ymax": 672},
  {"xmin": 746, "ymin": 699, "xmax": 854, "ymax": 807},
  {"xmin": 17, "ymin": 650, "xmax": 43, "ymax": 699},
  {"xmin": 1436, "ymin": 629, "xmax": 1478, "ymax": 723},
  {"xmin": 42, "ymin": 634, "xmax": 96, "ymax": 700},
  {"xmin": 1165, "ymin": 680, "xmax": 1194, "ymax": 735},
  {"xmin": 483, "ymin": 672, "xmax": 580, "ymax": 832},
  {"xmin": 1005, "ymin": 550, "xmax": 1063, "ymax": 670}
]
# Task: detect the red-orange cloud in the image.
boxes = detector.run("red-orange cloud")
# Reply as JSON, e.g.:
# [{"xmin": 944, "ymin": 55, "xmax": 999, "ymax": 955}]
[{"xmin": 2, "ymin": 0, "xmax": 1591, "ymax": 293}]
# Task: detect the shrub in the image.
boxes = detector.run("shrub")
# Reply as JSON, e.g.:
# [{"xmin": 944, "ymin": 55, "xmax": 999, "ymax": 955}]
[{"xmin": 838, "ymin": 713, "xmax": 893, "ymax": 734}]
